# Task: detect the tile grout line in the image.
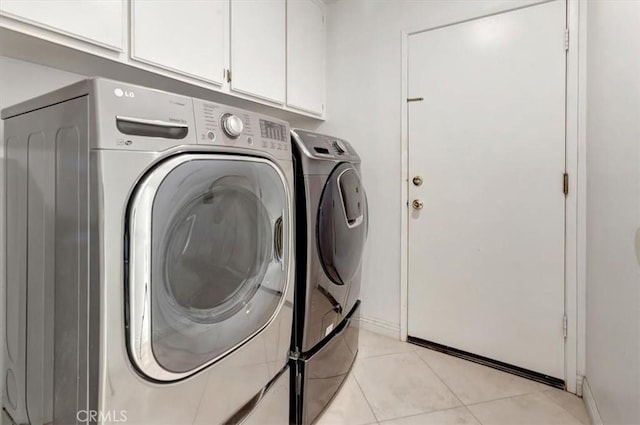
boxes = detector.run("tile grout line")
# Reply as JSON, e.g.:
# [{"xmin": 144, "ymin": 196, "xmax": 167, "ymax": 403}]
[
  {"xmin": 464, "ymin": 391, "xmax": 545, "ymax": 408},
  {"xmin": 408, "ymin": 342, "xmax": 583, "ymax": 424},
  {"xmin": 358, "ymin": 331, "xmax": 415, "ymax": 354},
  {"xmin": 412, "ymin": 344, "xmax": 553, "ymax": 399},
  {"xmin": 413, "ymin": 354, "xmax": 486, "ymax": 425},
  {"xmin": 411, "ymin": 350, "xmax": 476, "ymax": 418},
  {"xmin": 463, "ymin": 406, "xmax": 485, "ymax": 425},
  {"xmin": 355, "ymin": 340, "xmax": 426, "ymax": 423},
  {"xmin": 361, "ymin": 338, "xmax": 484, "ymax": 423},
  {"xmin": 361, "ymin": 337, "xmax": 573, "ymax": 424},
  {"xmin": 462, "ymin": 387, "xmax": 591, "ymax": 425},
  {"xmin": 541, "ymin": 388, "xmax": 590, "ymax": 425},
  {"xmin": 351, "ymin": 363, "xmax": 384, "ymax": 424},
  {"xmin": 358, "ymin": 347, "xmax": 416, "ymax": 360},
  {"xmin": 411, "ymin": 348, "xmax": 498, "ymax": 425},
  {"xmin": 377, "ymin": 405, "xmax": 478, "ymax": 425},
  {"xmin": 354, "ymin": 349, "xmax": 465, "ymax": 424},
  {"xmin": 413, "ymin": 350, "xmax": 464, "ymax": 406},
  {"xmin": 463, "ymin": 392, "xmax": 586, "ymax": 425}
]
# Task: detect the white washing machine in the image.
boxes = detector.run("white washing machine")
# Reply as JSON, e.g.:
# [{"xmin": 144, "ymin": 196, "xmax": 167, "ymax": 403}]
[{"xmin": 2, "ymin": 78, "xmax": 294, "ymax": 425}]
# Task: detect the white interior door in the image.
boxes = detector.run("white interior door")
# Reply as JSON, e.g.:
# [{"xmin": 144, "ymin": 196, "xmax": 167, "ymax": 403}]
[{"xmin": 407, "ymin": 0, "xmax": 567, "ymax": 379}]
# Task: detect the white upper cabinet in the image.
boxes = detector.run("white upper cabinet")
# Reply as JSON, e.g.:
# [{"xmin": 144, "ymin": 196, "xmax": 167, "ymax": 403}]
[
  {"xmin": 287, "ymin": 0, "xmax": 325, "ymax": 115},
  {"xmin": 0, "ymin": 0, "xmax": 124, "ymax": 50},
  {"xmin": 230, "ymin": 0, "xmax": 286, "ymax": 104},
  {"xmin": 1, "ymin": 0, "xmax": 326, "ymax": 118},
  {"xmin": 131, "ymin": 0, "xmax": 228, "ymax": 85}
]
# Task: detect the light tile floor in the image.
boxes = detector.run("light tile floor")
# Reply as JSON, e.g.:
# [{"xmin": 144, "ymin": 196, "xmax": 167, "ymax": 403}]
[{"xmin": 317, "ymin": 330, "xmax": 590, "ymax": 425}]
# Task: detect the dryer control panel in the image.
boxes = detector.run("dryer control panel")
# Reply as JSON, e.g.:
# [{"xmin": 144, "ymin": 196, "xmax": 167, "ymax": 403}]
[
  {"xmin": 193, "ymin": 99, "xmax": 291, "ymax": 161},
  {"xmin": 291, "ymin": 129, "xmax": 360, "ymax": 163}
]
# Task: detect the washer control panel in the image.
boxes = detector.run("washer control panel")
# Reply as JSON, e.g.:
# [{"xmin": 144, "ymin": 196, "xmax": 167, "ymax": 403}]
[{"xmin": 193, "ymin": 99, "xmax": 290, "ymax": 160}]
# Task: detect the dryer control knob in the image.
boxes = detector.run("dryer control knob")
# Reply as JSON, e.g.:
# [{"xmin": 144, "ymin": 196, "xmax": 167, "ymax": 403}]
[
  {"xmin": 221, "ymin": 114, "xmax": 244, "ymax": 138},
  {"xmin": 332, "ymin": 140, "xmax": 346, "ymax": 154}
]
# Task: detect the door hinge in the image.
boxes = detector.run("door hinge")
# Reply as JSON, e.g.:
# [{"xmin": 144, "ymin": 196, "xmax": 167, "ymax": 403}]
[
  {"xmin": 562, "ymin": 315, "xmax": 568, "ymax": 339},
  {"xmin": 564, "ymin": 28, "xmax": 569, "ymax": 51},
  {"xmin": 563, "ymin": 173, "xmax": 569, "ymax": 196},
  {"xmin": 225, "ymin": 69, "xmax": 232, "ymax": 83}
]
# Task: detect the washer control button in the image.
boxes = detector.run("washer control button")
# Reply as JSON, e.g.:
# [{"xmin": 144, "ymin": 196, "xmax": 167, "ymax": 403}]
[
  {"xmin": 206, "ymin": 131, "xmax": 216, "ymax": 141},
  {"xmin": 221, "ymin": 114, "xmax": 244, "ymax": 138}
]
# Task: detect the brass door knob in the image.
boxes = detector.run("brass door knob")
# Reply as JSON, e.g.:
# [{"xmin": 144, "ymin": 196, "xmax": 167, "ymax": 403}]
[
  {"xmin": 412, "ymin": 199, "xmax": 424, "ymax": 210},
  {"xmin": 412, "ymin": 176, "xmax": 423, "ymax": 186}
]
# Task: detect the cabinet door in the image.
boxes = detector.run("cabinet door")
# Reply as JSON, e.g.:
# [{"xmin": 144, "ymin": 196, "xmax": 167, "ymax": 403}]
[
  {"xmin": 231, "ymin": 0, "xmax": 286, "ymax": 103},
  {"xmin": 131, "ymin": 0, "xmax": 227, "ymax": 85},
  {"xmin": 287, "ymin": 0, "xmax": 325, "ymax": 115},
  {"xmin": 0, "ymin": 0, "xmax": 123, "ymax": 50}
]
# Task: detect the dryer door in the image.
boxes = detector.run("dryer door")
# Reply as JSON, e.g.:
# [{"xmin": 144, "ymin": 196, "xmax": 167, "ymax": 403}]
[
  {"xmin": 127, "ymin": 154, "xmax": 290, "ymax": 381},
  {"xmin": 317, "ymin": 163, "xmax": 368, "ymax": 287}
]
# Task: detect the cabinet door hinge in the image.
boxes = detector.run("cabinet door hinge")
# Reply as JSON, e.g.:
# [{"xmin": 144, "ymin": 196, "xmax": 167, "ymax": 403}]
[
  {"xmin": 562, "ymin": 315, "xmax": 568, "ymax": 339},
  {"xmin": 563, "ymin": 173, "xmax": 569, "ymax": 196},
  {"xmin": 225, "ymin": 69, "xmax": 232, "ymax": 83},
  {"xmin": 564, "ymin": 28, "xmax": 569, "ymax": 51}
]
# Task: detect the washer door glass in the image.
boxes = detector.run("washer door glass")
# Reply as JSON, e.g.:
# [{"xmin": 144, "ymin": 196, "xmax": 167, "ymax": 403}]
[
  {"xmin": 317, "ymin": 163, "xmax": 368, "ymax": 285},
  {"xmin": 127, "ymin": 155, "xmax": 289, "ymax": 379}
]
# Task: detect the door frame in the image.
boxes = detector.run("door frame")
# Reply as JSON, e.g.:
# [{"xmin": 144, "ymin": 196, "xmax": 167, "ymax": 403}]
[{"xmin": 399, "ymin": 0, "xmax": 587, "ymax": 394}]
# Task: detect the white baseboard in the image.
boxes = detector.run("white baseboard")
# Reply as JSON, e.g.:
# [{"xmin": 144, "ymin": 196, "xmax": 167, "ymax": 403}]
[
  {"xmin": 576, "ymin": 375, "xmax": 584, "ymax": 397},
  {"xmin": 582, "ymin": 377, "xmax": 603, "ymax": 425},
  {"xmin": 355, "ymin": 315, "xmax": 400, "ymax": 339}
]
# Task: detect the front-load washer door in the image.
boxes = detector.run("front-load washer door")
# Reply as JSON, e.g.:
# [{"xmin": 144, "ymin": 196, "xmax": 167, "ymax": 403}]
[
  {"xmin": 317, "ymin": 163, "xmax": 368, "ymax": 287},
  {"xmin": 126, "ymin": 154, "xmax": 290, "ymax": 382}
]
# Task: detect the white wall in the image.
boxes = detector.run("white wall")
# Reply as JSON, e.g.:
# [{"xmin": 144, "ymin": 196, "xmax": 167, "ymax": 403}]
[
  {"xmin": 585, "ymin": 1, "xmax": 640, "ymax": 424},
  {"xmin": 319, "ymin": 0, "xmax": 544, "ymax": 334}
]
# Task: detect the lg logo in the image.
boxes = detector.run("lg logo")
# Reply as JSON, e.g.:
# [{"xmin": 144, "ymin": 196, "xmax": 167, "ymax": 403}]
[{"xmin": 114, "ymin": 88, "xmax": 135, "ymax": 98}]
